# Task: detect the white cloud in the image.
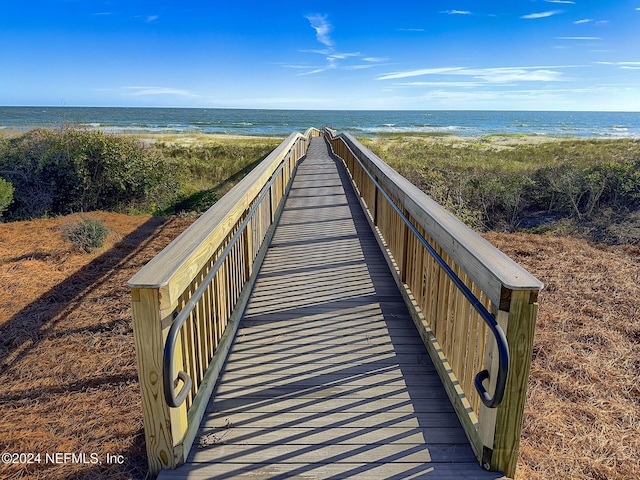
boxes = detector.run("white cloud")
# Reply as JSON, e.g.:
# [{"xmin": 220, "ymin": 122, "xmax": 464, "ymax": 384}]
[
  {"xmin": 147, "ymin": 15, "xmax": 159, "ymax": 22},
  {"xmin": 397, "ymin": 81, "xmax": 485, "ymax": 87},
  {"xmin": 296, "ymin": 14, "xmax": 389, "ymax": 76},
  {"xmin": 441, "ymin": 10, "xmax": 472, "ymax": 15},
  {"xmin": 344, "ymin": 64, "xmax": 382, "ymax": 70},
  {"xmin": 397, "ymin": 28, "xmax": 425, "ymax": 32},
  {"xmin": 482, "ymin": 68, "xmax": 564, "ymax": 83},
  {"xmin": 521, "ymin": 10, "xmax": 563, "ymax": 19},
  {"xmin": 378, "ymin": 66, "xmax": 566, "ymax": 83},
  {"xmin": 378, "ymin": 67, "xmax": 466, "ymax": 80},
  {"xmin": 574, "ymin": 19, "xmax": 593, "ymax": 24},
  {"xmin": 298, "ymin": 68, "xmax": 330, "ymax": 76},
  {"xmin": 281, "ymin": 64, "xmax": 318, "ymax": 69},
  {"xmin": 545, "ymin": 0, "xmax": 575, "ymax": 4},
  {"xmin": 300, "ymin": 48, "xmax": 332, "ymax": 55},
  {"xmin": 305, "ymin": 14, "xmax": 333, "ymax": 47},
  {"xmin": 329, "ymin": 52, "xmax": 361, "ymax": 60}
]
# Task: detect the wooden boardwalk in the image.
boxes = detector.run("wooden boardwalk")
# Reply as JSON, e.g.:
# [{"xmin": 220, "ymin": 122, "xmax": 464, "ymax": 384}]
[{"xmin": 159, "ymin": 138, "xmax": 502, "ymax": 479}]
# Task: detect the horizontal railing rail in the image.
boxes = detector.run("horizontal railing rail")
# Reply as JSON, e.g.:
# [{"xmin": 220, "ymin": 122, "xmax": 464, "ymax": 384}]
[
  {"xmin": 324, "ymin": 128, "xmax": 542, "ymax": 477},
  {"xmin": 129, "ymin": 128, "xmax": 321, "ymax": 476}
]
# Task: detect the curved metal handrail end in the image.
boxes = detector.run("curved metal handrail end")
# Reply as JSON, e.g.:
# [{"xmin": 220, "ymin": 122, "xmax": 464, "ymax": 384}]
[
  {"xmin": 170, "ymin": 370, "xmax": 192, "ymax": 408},
  {"xmin": 163, "ymin": 310, "xmax": 193, "ymax": 408}
]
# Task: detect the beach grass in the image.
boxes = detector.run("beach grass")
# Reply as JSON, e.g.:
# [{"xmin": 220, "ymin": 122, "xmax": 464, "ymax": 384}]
[
  {"xmin": 360, "ymin": 134, "xmax": 640, "ymax": 173},
  {"xmin": 149, "ymin": 134, "xmax": 282, "ymax": 214},
  {"xmin": 358, "ymin": 134, "xmax": 640, "ymax": 241}
]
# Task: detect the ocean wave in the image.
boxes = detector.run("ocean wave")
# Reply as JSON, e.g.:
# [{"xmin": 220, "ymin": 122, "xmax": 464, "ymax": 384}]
[{"xmin": 355, "ymin": 125, "xmax": 464, "ymax": 134}]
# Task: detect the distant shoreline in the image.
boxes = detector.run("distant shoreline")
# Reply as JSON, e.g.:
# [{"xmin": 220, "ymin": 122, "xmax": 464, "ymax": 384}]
[
  {"xmin": 2, "ymin": 107, "xmax": 639, "ymax": 138},
  {"xmin": 3, "ymin": 128, "xmax": 640, "ymax": 145}
]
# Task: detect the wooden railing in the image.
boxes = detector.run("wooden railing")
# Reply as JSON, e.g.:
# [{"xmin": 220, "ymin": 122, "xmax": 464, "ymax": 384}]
[
  {"xmin": 128, "ymin": 128, "xmax": 321, "ymax": 476},
  {"xmin": 325, "ymin": 129, "xmax": 543, "ymax": 478}
]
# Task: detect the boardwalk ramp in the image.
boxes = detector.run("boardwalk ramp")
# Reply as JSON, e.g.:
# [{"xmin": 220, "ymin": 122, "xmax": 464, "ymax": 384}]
[{"xmin": 130, "ymin": 129, "xmax": 542, "ymax": 479}]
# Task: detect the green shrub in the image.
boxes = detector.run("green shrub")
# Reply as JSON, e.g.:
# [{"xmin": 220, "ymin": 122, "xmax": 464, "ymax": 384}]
[
  {"xmin": 360, "ymin": 136, "xmax": 640, "ymax": 234},
  {"xmin": 0, "ymin": 177, "xmax": 14, "ymax": 218},
  {"xmin": 63, "ymin": 218, "xmax": 110, "ymax": 253},
  {"xmin": 0, "ymin": 127, "xmax": 178, "ymax": 219}
]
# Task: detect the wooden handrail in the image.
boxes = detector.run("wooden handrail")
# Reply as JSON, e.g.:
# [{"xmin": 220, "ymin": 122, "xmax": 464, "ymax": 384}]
[
  {"xmin": 129, "ymin": 128, "xmax": 321, "ymax": 476},
  {"xmin": 325, "ymin": 128, "xmax": 542, "ymax": 477}
]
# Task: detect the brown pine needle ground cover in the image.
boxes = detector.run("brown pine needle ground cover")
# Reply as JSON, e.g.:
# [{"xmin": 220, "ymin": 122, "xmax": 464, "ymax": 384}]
[
  {"xmin": 483, "ymin": 232, "xmax": 640, "ymax": 480},
  {"xmin": 0, "ymin": 212, "xmax": 638, "ymax": 479},
  {"xmin": 0, "ymin": 212, "xmax": 194, "ymax": 480}
]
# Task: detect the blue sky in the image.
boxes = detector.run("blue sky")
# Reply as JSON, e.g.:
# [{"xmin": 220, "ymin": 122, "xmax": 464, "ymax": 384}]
[{"xmin": 1, "ymin": 1, "xmax": 639, "ymax": 110}]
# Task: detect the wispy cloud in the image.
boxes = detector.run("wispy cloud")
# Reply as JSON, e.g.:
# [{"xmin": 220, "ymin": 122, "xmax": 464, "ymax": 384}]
[
  {"xmin": 90, "ymin": 12, "xmax": 112, "ymax": 16},
  {"xmin": 441, "ymin": 10, "xmax": 472, "ymax": 15},
  {"xmin": 598, "ymin": 61, "xmax": 640, "ymax": 70},
  {"xmin": 545, "ymin": 0, "xmax": 575, "ymax": 4},
  {"xmin": 147, "ymin": 15, "xmax": 159, "ymax": 23},
  {"xmin": 574, "ymin": 18, "xmax": 593, "ymax": 24},
  {"xmin": 297, "ymin": 14, "xmax": 386, "ymax": 76},
  {"xmin": 329, "ymin": 52, "xmax": 361, "ymax": 60},
  {"xmin": 396, "ymin": 81, "xmax": 484, "ymax": 87},
  {"xmin": 378, "ymin": 66, "xmax": 568, "ymax": 83},
  {"xmin": 124, "ymin": 86, "xmax": 197, "ymax": 97},
  {"xmin": 378, "ymin": 67, "xmax": 466, "ymax": 80},
  {"xmin": 521, "ymin": 10, "xmax": 563, "ymax": 19},
  {"xmin": 397, "ymin": 28, "xmax": 425, "ymax": 32},
  {"xmin": 305, "ymin": 14, "xmax": 333, "ymax": 47}
]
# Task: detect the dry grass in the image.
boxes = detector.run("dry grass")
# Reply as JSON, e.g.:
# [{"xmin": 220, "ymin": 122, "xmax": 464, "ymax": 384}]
[
  {"xmin": 483, "ymin": 232, "xmax": 640, "ymax": 479},
  {"xmin": 0, "ymin": 212, "xmax": 194, "ymax": 480},
  {"xmin": 0, "ymin": 212, "xmax": 638, "ymax": 479}
]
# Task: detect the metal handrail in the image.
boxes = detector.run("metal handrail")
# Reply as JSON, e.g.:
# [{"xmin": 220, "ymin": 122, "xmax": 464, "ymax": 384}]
[
  {"xmin": 325, "ymin": 130, "xmax": 509, "ymax": 408},
  {"xmin": 163, "ymin": 149, "xmax": 295, "ymax": 408}
]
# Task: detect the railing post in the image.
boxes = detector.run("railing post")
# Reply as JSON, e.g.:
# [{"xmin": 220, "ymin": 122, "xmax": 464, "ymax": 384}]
[
  {"xmin": 130, "ymin": 287, "xmax": 188, "ymax": 475},
  {"xmin": 478, "ymin": 288, "xmax": 538, "ymax": 477}
]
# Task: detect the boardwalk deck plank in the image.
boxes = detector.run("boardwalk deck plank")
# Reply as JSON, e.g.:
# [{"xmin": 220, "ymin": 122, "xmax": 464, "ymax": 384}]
[{"xmin": 160, "ymin": 137, "xmax": 501, "ymax": 479}]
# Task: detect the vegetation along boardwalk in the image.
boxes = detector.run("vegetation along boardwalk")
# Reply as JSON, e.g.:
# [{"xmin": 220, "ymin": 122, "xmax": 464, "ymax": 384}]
[{"xmin": 158, "ymin": 138, "xmax": 502, "ymax": 479}]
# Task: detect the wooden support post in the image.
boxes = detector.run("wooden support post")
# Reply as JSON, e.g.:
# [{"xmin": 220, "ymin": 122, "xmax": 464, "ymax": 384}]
[
  {"xmin": 477, "ymin": 289, "xmax": 538, "ymax": 477},
  {"xmin": 491, "ymin": 289, "xmax": 538, "ymax": 477},
  {"xmin": 131, "ymin": 288, "xmax": 188, "ymax": 476}
]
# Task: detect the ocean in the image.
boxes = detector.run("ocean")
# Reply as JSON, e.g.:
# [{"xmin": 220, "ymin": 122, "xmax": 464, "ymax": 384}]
[{"xmin": 1, "ymin": 107, "xmax": 639, "ymax": 138}]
